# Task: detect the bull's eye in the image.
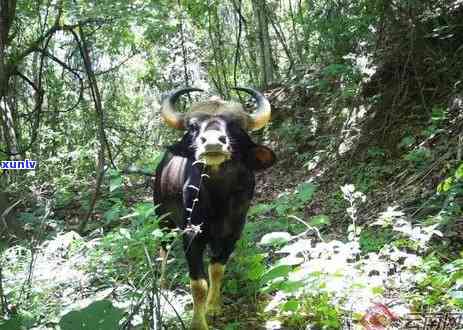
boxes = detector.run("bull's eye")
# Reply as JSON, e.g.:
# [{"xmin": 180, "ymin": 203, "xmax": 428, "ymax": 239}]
[
  {"xmin": 218, "ymin": 135, "xmax": 227, "ymax": 144},
  {"xmin": 200, "ymin": 137, "xmax": 207, "ymax": 144}
]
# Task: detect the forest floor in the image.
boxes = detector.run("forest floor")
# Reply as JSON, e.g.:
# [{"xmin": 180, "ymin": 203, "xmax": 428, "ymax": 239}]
[
  {"xmin": 3, "ymin": 88, "xmax": 463, "ymax": 330},
  {"xmin": 2, "ymin": 146, "xmax": 326, "ymax": 330},
  {"xmin": 0, "ymin": 149, "xmax": 405, "ymax": 329}
]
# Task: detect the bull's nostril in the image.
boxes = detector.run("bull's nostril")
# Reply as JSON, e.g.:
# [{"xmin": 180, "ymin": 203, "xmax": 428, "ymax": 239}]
[
  {"xmin": 218, "ymin": 135, "xmax": 227, "ymax": 144},
  {"xmin": 201, "ymin": 137, "xmax": 207, "ymax": 144}
]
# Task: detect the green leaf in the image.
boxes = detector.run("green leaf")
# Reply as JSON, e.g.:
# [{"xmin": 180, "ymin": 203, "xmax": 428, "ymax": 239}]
[
  {"xmin": 260, "ymin": 265, "xmax": 292, "ymax": 283},
  {"xmin": 248, "ymin": 203, "xmax": 273, "ymax": 217},
  {"xmin": 322, "ymin": 63, "xmax": 349, "ymax": 76},
  {"xmin": 372, "ymin": 286, "xmax": 385, "ymax": 295},
  {"xmin": 103, "ymin": 207, "xmax": 120, "ymax": 223},
  {"xmin": 275, "ymin": 203, "xmax": 289, "ymax": 216},
  {"xmin": 282, "ymin": 299, "xmax": 300, "ymax": 312},
  {"xmin": 310, "ymin": 215, "xmax": 330, "ymax": 227},
  {"xmin": 133, "ymin": 202, "xmax": 155, "ymax": 221},
  {"xmin": 0, "ymin": 316, "xmax": 22, "ymax": 330},
  {"xmin": 455, "ymin": 163, "xmax": 463, "ymax": 180},
  {"xmin": 59, "ymin": 300, "xmax": 124, "ymax": 330},
  {"xmin": 437, "ymin": 177, "xmax": 454, "ymax": 193},
  {"xmin": 227, "ymin": 279, "xmax": 239, "ymax": 294},
  {"xmin": 297, "ymin": 183, "xmax": 316, "ymax": 203},
  {"xmin": 431, "ymin": 108, "xmax": 446, "ymax": 122},
  {"xmin": 280, "ymin": 280, "xmax": 305, "ymax": 293},
  {"xmin": 247, "ymin": 263, "xmax": 265, "ymax": 281},
  {"xmin": 109, "ymin": 175, "xmax": 123, "ymax": 192}
]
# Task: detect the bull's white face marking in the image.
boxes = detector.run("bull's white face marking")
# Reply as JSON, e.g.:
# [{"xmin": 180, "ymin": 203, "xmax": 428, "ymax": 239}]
[{"xmin": 194, "ymin": 119, "xmax": 231, "ymax": 167}]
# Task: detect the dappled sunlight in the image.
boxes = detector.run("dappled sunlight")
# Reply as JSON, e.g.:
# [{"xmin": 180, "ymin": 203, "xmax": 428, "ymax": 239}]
[{"xmin": 1, "ymin": 0, "xmax": 463, "ymax": 329}]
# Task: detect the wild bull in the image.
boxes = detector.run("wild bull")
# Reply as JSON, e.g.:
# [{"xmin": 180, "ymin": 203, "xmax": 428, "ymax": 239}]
[{"xmin": 153, "ymin": 87, "xmax": 275, "ymax": 330}]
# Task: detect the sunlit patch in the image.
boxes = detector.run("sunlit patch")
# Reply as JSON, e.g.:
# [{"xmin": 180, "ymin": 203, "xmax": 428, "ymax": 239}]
[{"xmin": 265, "ymin": 320, "xmax": 282, "ymax": 330}]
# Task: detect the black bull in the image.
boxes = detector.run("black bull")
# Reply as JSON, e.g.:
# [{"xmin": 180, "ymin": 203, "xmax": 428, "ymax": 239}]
[{"xmin": 153, "ymin": 87, "xmax": 275, "ymax": 330}]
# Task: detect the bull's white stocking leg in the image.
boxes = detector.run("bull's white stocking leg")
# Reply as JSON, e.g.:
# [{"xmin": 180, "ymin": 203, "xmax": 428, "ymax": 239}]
[
  {"xmin": 190, "ymin": 278, "xmax": 209, "ymax": 330},
  {"xmin": 206, "ymin": 263, "xmax": 225, "ymax": 316}
]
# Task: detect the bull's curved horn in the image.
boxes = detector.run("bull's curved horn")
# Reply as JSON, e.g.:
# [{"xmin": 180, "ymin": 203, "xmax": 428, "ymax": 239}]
[
  {"xmin": 233, "ymin": 87, "xmax": 271, "ymax": 130},
  {"xmin": 160, "ymin": 87, "xmax": 204, "ymax": 129}
]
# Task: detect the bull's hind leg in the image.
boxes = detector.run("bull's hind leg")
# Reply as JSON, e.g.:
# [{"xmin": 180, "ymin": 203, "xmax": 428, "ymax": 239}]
[
  {"xmin": 184, "ymin": 234, "xmax": 208, "ymax": 330},
  {"xmin": 207, "ymin": 237, "xmax": 238, "ymax": 316}
]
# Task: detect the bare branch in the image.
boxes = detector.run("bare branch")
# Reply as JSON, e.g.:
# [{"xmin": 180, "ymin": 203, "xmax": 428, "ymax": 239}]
[
  {"xmin": 14, "ymin": 70, "xmax": 39, "ymax": 92},
  {"xmin": 11, "ymin": 18, "xmax": 107, "ymax": 67},
  {"xmin": 33, "ymin": 47, "xmax": 85, "ymax": 114},
  {"xmin": 34, "ymin": 48, "xmax": 82, "ymax": 79}
]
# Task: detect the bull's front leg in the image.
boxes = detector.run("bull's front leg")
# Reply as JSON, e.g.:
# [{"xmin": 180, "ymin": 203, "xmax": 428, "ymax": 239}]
[
  {"xmin": 207, "ymin": 237, "xmax": 238, "ymax": 316},
  {"xmin": 184, "ymin": 233, "xmax": 208, "ymax": 330}
]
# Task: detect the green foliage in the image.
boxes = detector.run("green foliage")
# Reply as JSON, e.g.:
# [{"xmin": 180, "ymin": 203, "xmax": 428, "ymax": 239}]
[
  {"xmin": 366, "ymin": 146, "xmax": 386, "ymax": 158},
  {"xmin": 59, "ymin": 300, "xmax": 124, "ymax": 330},
  {"xmin": 410, "ymin": 255, "xmax": 463, "ymax": 310},
  {"xmin": 223, "ymin": 321, "xmax": 242, "ymax": 330},
  {"xmin": 0, "ymin": 316, "xmax": 25, "ymax": 330},
  {"xmin": 399, "ymin": 135, "xmax": 416, "ymax": 149},
  {"xmin": 350, "ymin": 160, "xmax": 396, "ymax": 192},
  {"xmin": 276, "ymin": 119, "xmax": 315, "ymax": 163},
  {"xmin": 302, "ymin": 293, "xmax": 342, "ymax": 329},
  {"xmin": 359, "ymin": 228, "xmax": 394, "ymax": 253},
  {"xmin": 431, "ymin": 161, "xmax": 463, "ymax": 247},
  {"xmin": 272, "ymin": 183, "xmax": 316, "ymax": 219},
  {"xmin": 224, "ymin": 183, "xmax": 319, "ymax": 299},
  {"xmin": 403, "ymin": 147, "xmax": 433, "ymax": 168},
  {"xmin": 88, "ymin": 202, "xmax": 172, "ymax": 285},
  {"xmin": 437, "ymin": 163, "xmax": 463, "ymax": 194},
  {"xmin": 250, "ymin": 184, "xmax": 462, "ymax": 327},
  {"xmin": 224, "ymin": 221, "xmax": 267, "ymax": 297}
]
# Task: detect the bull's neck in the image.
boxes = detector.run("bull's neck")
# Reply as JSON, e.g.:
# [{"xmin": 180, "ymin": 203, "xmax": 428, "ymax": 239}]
[
  {"xmin": 205, "ymin": 164, "xmax": 222, "ymax": 174},
  {"xmin": 202, "ymin": 160, "xmax": 244, "ymax": 180}
]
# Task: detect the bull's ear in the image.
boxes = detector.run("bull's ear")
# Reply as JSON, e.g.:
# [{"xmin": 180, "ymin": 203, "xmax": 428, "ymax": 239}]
[{"xmin": 246, "ymin": 145, "xmax": 276, "ymax": 171}]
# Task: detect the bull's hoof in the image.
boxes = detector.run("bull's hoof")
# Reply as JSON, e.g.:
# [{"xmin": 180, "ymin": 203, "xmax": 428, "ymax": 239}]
[{"xmin": 190, "ymin": 317, "xmax": 208, "ymax": 330}]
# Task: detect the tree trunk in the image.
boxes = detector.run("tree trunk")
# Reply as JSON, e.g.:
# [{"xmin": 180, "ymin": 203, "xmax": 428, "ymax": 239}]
[
  {"xmin": 242, "ymin": 8, "xmax": 259, "ymax": 83},
  {"xmin": 0, "ymin": 0, "xmax": 20, "ymax": 159},
  {"xmin": 0, "ymin": 102, "xmax": 20, "ymax": 158},
  {"xmin": 289, "ymin": 0, "xmax": 303, "ymax": 64},
  {"xmin": 252, "ymin": 0, "xmax": 274, "ymax": 88},
  {"xmin": 76, "ymin": 26, "xmax": 108, "ymax": 234},
  {"xmin": 207, "ymin": 8, "xmax": 224, "ymax": 96}
]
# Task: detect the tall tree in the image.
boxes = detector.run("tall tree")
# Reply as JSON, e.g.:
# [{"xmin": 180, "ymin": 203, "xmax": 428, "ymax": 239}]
[
  {"xmin": 0, "ymin": 0, "xmax": 20, "ymax": 158},
  {"xmin": 252, "ymin": 0, "xmax": 274, "ymax": 88}
]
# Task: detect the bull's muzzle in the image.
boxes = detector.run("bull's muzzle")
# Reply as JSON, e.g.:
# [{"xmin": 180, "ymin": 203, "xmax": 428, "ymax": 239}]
[{"xmin": 197, "ymin": 130, "xmax": 231, "ymax": 166}]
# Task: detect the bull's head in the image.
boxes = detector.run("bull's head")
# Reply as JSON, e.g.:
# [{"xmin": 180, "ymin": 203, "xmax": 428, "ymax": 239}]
[{"xmin": 160, "ymin": 87, "xmax": 275, "ymax": 169}]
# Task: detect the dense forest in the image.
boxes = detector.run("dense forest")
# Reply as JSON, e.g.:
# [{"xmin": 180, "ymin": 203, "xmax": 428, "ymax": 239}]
[{"xmin": 1, "ymin": 0, "xmax": 463, "ymax": 329}]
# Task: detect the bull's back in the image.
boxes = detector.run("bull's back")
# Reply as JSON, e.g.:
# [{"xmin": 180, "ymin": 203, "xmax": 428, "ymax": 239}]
[{"xmin": 153, "ymin": 152, "xmax": 188, "ymax": 228}]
